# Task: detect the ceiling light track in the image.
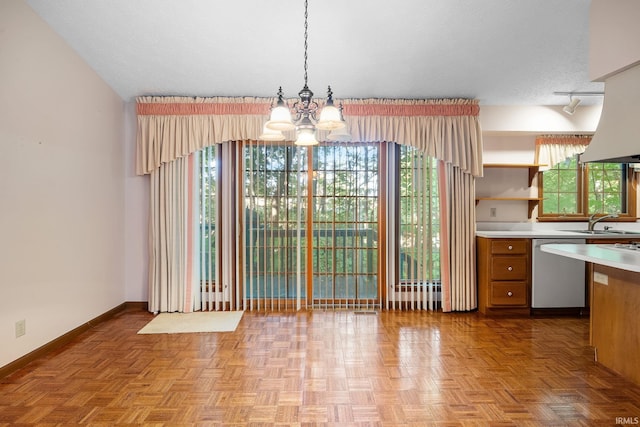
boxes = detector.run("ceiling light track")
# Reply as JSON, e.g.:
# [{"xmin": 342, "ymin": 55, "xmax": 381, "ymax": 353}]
[{"xmin": 553, "ymin": 91, "xmax": 605, "ymax": 97}]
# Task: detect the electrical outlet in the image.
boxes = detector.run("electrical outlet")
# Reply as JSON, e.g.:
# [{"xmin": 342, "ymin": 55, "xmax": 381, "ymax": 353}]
[
  {"xmin": 15, "ymin": 319, "xmax": 26, "ymax": 338},
  {"xmin": 490, "ymin": 207, "xmax": 497, "ymax": 217}
]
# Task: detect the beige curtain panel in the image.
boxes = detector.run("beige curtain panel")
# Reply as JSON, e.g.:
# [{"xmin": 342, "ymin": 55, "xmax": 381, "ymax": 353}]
[
  {"xmin": 148, "ymin": 155, "xmax": 195, "ymax": 313},
  {"xmin": 439, "ymin": 161, "xmax": 477, "ymax": 312}
]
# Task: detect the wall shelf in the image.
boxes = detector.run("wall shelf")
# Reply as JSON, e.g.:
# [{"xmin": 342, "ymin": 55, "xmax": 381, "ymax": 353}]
[
  {"xmin": 475, "ymin": 197, "xmax": 544, "ymax": 218},
  {"xmin": 476, "ymin": 164, "xmax": 546, "ymax": 219}
]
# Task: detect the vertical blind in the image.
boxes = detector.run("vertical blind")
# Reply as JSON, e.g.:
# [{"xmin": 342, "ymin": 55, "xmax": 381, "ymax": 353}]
[
  {"xmin": 198, "ymin": 145, "xmax": 223, "ymax": 311},
  {"xmin": 387, "ymin": 144, "xmax": 441, "ymax": 310}
]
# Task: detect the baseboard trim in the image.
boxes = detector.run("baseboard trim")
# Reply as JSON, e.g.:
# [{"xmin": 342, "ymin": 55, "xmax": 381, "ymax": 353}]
[
  {"xmin": 530, "ymin": 307, "xmax": 588, "ymax": 317},
  {"xmin": 0, "ymin": 301, "xmax": 147, "ymax": 380}
]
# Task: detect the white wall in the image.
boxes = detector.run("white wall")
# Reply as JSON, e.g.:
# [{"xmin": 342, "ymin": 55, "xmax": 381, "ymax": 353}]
[
  {"xmin": 124, "ymin": 102, "xmax": 149, "ymax": 302},
  {"xmin": 0, "ymin": 0, "xmax": 125, "ymax": 368},
  {"xmin": 589, "ymin": 0, "xmax": 640, "ymax": 81},
  {"xmin": 479, "ymin": 105, "xmax": 602, "ymax": 134}
]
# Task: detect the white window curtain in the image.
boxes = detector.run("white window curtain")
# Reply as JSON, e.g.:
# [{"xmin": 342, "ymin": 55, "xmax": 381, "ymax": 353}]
[
  {"xmin": 438, "ymin": 161, "xmax": 477, "ymax": 312},
  {"xmin": 534, "ymin": 135, "xmax": 592, "ymax": 171},
  {"xmin": 148, "ymin": 154, "xmax": 198, "ymax": 313},
  {"xmin": 137, "ymin": 97, "xmax": 483, "ymax": 313}
]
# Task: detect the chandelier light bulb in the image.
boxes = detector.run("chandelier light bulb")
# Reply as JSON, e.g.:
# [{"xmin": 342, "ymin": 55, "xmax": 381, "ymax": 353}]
[
  {"xmin": 294, "ymin": 128, "xmax": 319, "ymax": 146},
  {"xmin": 266, "ymin": 87, "xmax": 295, "ymax": 130},
  {"xmin": 258, "ymin": 124, "xmax": 286, "ymax": 141},
  {"xmin": 316, "ymin": 86, "xmax": 346, "ymax": 131},
  {"xmin": 327, "ymin": 125, "xmax": 352, "ymax": 142},
  {"xmin": 316, "ymin": 104, "xmax": 345, "ymax": 130}
]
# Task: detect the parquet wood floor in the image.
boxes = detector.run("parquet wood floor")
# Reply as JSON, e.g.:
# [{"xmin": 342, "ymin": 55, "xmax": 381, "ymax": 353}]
[{"xmin": 2, "ymin": 307, "xmax": 640, "ymax": 426}]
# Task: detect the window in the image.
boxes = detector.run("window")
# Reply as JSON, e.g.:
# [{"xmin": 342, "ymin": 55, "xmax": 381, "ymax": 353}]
[{"xmin": 539, "ymin": 154, "xmax": 636, "ymax": 219}]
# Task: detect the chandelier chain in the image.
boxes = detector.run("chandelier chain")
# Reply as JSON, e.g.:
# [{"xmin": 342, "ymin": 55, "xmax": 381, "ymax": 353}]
[{"xmin": 303, "ymin": 0, "xmax": 309, "ymax": 87}]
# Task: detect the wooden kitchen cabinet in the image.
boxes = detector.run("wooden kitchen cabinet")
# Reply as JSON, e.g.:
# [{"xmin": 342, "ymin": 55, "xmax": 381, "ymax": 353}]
[
  {"xmin": 477, "ymin": 237, "xmax": 531, "ymax": 315},
  {"xmin": 590, "ymin": 264, "xmax": 640, "ymax": 385},
  {"xmin": 584, "ymin": 237, "xmax": 640, "ymax": 317}
]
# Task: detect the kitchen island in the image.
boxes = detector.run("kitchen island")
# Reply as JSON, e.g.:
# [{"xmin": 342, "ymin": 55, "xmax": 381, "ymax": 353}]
[{"xmin": 541, "ymin": 243, "xmax": 640, "ymax": 386}]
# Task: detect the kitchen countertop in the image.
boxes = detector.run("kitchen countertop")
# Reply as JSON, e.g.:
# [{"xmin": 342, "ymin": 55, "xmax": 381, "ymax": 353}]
[
  {"xmin": 540, "ymin": 243, "xmax": 640, "ymax": 273},
  {"xmin": 476, "ymin": 229, "xmax": 640, "ymax": 239}
]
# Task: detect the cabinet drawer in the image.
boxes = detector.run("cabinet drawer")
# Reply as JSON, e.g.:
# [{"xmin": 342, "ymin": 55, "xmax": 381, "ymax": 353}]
[
  {"xmin": 491, "ymin": 240, "xmax": 528, "ymax": 255},
  {"xmin": 489, "ymin": 282, "xmax": 527, "ymax": 306},
  {"xmin": 491, "ymin": 256, "xmax": 527, "ymax": 280}
]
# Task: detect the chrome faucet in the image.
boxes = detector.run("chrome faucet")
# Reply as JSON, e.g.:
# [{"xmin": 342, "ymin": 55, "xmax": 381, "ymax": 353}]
[{"xmin": 588, "ymin": 213, "xmax": 618, "ymax": 231}]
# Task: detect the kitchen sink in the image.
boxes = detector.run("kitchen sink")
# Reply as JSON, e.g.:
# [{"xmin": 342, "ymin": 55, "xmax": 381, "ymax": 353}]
[
  {"xmin": 572, "ymin": 230, "xmax": 613, "ymax": 234},
  {"xmin": 562, "ymin": 229, "xmax": 640, "ymax": 235}
]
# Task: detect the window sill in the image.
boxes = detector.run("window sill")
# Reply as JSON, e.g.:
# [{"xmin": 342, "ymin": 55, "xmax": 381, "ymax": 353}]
[{"xmin": 537, "ymin": 216, "xmax": 638, "ymax": 223}]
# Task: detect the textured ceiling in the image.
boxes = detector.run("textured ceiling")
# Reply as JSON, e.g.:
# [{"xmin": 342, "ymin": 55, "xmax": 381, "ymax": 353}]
[{"xmin": 25, "ymin": 0, "xmax": 604, "ymax": 106}]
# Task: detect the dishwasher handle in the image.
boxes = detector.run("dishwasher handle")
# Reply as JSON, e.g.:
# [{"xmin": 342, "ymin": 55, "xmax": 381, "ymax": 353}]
[{"xmin": 533, "ymin": 239, "xmax": 584, "ymax": 249}]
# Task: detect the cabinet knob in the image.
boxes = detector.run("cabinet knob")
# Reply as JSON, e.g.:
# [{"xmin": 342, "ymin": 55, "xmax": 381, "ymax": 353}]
[
  {"xmin": 507, "ymin": 291, "xmax": 513, "ymax": 297},
  {"xmin": 507, "ymin": 266, "xmax": 513, "ymax": 271},
  {"xmin": 508, "ymin": 245, "xmax": 513, "ymax": 250}
]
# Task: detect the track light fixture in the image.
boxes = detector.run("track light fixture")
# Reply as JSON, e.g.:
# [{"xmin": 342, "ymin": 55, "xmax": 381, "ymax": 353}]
[
  {"xmin": 563, "ymin": 96, "xmax": 581, "ymax": 115},
  {"xmin": 553, "ymin": 91, "xmax": 604, "ymax": 115}
]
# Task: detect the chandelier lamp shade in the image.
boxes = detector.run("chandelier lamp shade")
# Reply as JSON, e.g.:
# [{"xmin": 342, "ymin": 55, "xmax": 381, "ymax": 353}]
[{"xmin": 260, "ymin": 0, "xmax": 347, "ymax": 145}]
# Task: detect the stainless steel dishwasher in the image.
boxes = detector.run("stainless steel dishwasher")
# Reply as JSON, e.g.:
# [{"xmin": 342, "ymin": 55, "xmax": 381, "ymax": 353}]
[{"xmin": 531, "ymin": 238, "xmax": 586, "ymax": 308}]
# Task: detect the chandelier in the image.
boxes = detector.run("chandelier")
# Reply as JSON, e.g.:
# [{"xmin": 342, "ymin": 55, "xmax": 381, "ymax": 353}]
[{"xmin": 259, "ymin": 0, "xmax": 348, "ymax": 145}]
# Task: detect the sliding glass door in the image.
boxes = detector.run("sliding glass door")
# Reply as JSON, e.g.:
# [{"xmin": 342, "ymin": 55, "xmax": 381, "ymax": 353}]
[
  {"xmin": 242, "ymin": 142, "xmax": 380, "ymax": 308},
  {"xmin": 311, "ymin": 144, "xmax": 379, "ymax": 308},
  {"xmin": 199, "ymin": 140, "xmax": 440, "ymax": 311}
]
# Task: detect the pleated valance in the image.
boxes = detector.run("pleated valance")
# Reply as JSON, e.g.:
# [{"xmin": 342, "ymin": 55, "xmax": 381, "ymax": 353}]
[
  {"xmin": 534, "ymin": 134, "xmax": 592, "ymax": 171},
  {"xmin": 136, "ymin": 96, "xmax": 483, "ymax": 176}
]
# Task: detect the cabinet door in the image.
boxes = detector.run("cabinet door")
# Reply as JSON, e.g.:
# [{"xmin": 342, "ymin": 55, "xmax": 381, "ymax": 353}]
[{"xmin": 491, "ymin": 256, "xmax": 527, "ymax": 281}]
